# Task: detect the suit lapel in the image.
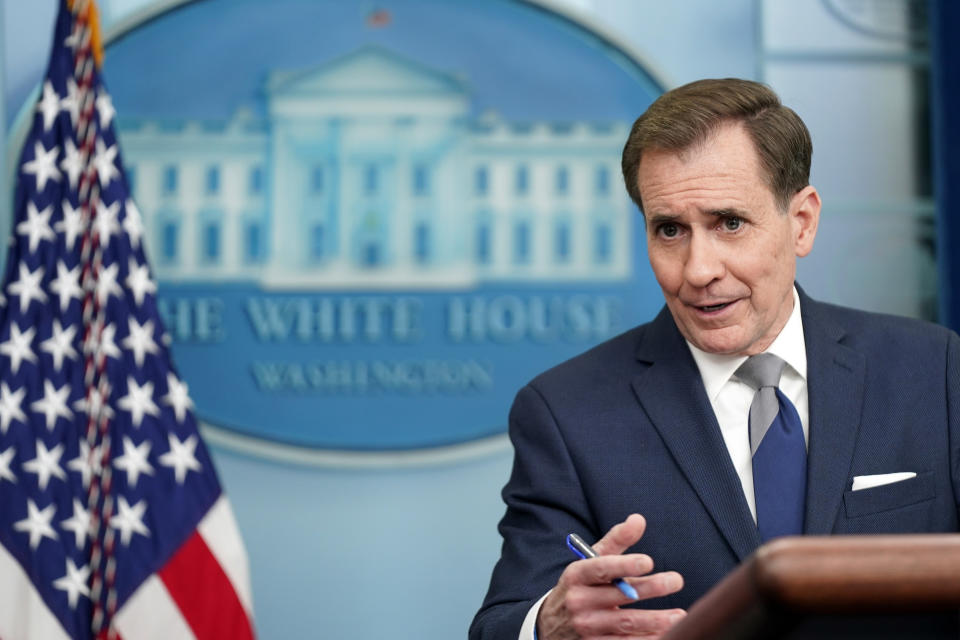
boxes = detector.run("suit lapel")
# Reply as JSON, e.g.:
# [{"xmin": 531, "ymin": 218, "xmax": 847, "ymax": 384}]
[
  {"xmin": 800, "ymin": 292, "xmax": 866, "ymax": 534},
  {"xmin": 631, "ymin": 308, "xmax": 762, "ymax": 561}
]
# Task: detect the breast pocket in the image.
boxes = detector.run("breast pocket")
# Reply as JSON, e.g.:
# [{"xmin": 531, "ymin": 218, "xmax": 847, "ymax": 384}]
[{"xmin": 842, "ymin": 471, "xmax": 936, "ymax": 518}]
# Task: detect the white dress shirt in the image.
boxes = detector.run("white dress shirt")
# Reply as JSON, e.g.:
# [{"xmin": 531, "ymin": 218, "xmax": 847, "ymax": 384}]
[{"xmin": 518, "ymin": 288, "xmax": 810, "ymax": 639}]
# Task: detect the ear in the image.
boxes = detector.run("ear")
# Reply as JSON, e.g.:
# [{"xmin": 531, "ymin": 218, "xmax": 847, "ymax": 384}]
[{"xmin": 789, "ymin": 185, "xmax": 820, "ymax": 258}]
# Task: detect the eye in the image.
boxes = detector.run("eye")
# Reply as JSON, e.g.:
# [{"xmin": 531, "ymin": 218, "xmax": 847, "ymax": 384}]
[
  {"xmin": 721, "ymin": 216, "xmax": 743, "ymax": 232},
  {"xmin": 658, "ymin": 222, "xmax": 680, "ymax": 238}
]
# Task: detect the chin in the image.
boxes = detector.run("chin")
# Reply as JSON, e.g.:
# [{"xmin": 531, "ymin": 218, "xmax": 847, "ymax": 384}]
[{"xmin": 689, "ymin": 332, "xmax": 748, "ymax": 356}]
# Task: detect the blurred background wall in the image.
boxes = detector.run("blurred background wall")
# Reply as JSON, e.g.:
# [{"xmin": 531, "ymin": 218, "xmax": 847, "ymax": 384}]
[{"xmin": 0, "ymin": 1, "xmax": 950, "ymax": 638}]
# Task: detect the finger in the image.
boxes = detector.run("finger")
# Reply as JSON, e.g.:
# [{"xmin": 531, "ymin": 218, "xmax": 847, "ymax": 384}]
[
  {"xmin": 624, "ymin": 571, "xmax": 685, "ymax": 601},
  {"xmin": 566, "ymin": 607, "xmax": 686, "ymax": 638},
  {"xmin": 563, "ymin": 554, "xmax": 654, "ymax": 588},
  {"xmin": 567, "ymin": 570, "xmax": 683, "ymax": 609},
  {"xmin": 593, "ymin": 513, "xmax": 647, "ymax": 556}
]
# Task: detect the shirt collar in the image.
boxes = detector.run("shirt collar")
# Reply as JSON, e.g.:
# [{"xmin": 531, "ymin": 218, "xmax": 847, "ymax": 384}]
[{"xmin": 686, "ymin": 287, "xmax": 807, "ymax": 402}]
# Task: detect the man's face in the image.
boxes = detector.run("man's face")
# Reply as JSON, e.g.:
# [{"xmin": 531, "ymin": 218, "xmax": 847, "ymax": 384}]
[{"xmin": 636, "ymin": 122, "xmax": 820, "ymax": 356}]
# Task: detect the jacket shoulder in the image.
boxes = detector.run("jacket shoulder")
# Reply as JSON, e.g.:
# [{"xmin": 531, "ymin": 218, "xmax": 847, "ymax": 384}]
[
  {"xmin": 809, "ymin": 299, "xmax": 955, "ymax": 347},
  {"xmin": 525, "ymin": 322, "xmax": 652, "ymax": 396}
]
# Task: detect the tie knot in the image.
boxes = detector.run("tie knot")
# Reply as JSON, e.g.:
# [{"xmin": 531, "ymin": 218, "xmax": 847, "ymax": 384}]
[{"xmin": 736, "ymin": 353, "xmax": 787, "ymax": 390}]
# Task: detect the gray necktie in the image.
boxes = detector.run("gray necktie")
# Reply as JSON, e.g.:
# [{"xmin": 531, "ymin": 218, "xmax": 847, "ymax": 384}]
[{"xmin": 736, "ymin": 353, "xmax": 788, "ymax": 454}]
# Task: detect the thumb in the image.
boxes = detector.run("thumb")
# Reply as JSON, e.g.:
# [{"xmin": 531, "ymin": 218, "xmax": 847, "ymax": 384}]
[{"xmin": 592, "ymin": 513, "xmax": 647, "ymax": 556}]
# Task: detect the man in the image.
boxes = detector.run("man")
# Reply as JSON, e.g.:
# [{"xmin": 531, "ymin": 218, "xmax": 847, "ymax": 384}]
[{"xmin": 470, "ymin": 78, "xmax": 960, "ymax": 640}]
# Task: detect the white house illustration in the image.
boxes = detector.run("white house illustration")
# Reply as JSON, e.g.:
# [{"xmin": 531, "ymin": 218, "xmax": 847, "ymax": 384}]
[{"xmin": 117, "ymin": 46, "xmax": 633, "ymax": 288}]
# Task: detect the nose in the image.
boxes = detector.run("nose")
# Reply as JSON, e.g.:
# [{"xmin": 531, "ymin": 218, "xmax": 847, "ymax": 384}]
[{"xmin": 683, "ymin": 231, "xmax": 725, "ymax": 287}]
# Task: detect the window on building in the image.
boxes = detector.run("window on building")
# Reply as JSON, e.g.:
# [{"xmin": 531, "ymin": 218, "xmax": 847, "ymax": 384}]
[
  {"xmin": 594, "ymin": 223, "xmax": 611, "ymax": 263},
  {"xmin": 514, "ymin": 221, "xmax": 530, "ymax": 264},
  {"xmin": 161, "ymin": 221, "xmax": 178, "ymax": 262},
  {"xmin": 515, "ymin": 165, "xmax": 529, "ymax": 196},
  {"xmin": 245, "ymin": 222, "xmax": 263, "ymax": 263},
  {"xmin": 555, "ymin": 166, "xmax": 569, "ymax": 196},
  {"xmin": 363, "ymin": 242, "xmax": 381, "ymax": 267},
  {"xmin": 250, "ymin": 166, "xmax": 263, "ymax": 195},
  {"xmin": 475, "ymin": 221, "xmax": 491, "ymax": 265},
  {"xmin": 555, "ymin": 221, "xmax": 571, "ymax": 262},
  {"xmin": 595, "ymin": 165, "xmax": 610, "ymax": 196},
  {"xmin": 363, "ymin": 164, "xmax": 379, "ymax": 196},
  {"xmin": 413, "ymin": 164, "xmax": 430, "ymax": 197},
  {"xmin": 311, "ymin": 224, "xmax": 325, "ymax": 261},
  {"xmin": 162, "ymin": 165, "xmax": 178, "ymax": 196},
  {"xmin": 311, "ymin": 166, "xmax": 325, "ymax": 194},
  {"xmin": 203, "ymin": 221, "xmax": 220, "ymax": 263},
  {"xmin": 205, "ymin": 165, "xmax": 220, "ymax": 195},
  {"xmin": 474, "ymin": 166, "xmax": 489, "ymax": 197},
  {"xmin": 415, "ymin": 223, "xmax": 430, "ymax": 263}
]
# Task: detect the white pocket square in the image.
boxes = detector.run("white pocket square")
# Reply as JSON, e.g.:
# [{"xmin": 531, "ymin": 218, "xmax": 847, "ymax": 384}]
[{"xmin": 852, "ymin": 472, "xmax": 917, "ymax": 491}]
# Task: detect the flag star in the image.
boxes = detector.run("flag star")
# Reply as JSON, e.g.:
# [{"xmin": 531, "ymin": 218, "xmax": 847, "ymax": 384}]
[
  {"xmin": 123, "ymin": 200, "xmax": 144, "ymax": 249},
  {"xmin": 7, "ymin": 263, "xmax": 47, "ymax": 312},
  {"xmin": 67, "ymin": 439, "xmax": 102, "ymax": 489},
  {"xmin": 22, "ymin": 141, "xmax": 62, "ymax": 191},
  {"xmin": 64, "ymin": 26, "xmax": 80, "ymax": 50},
  {"xmin": 0, "ymin": 323, "xmax": 38, "ymax": 374},
  {"xmin": 117, "ymin": 377, "xmax": 160, "ymax": 428},
  {"xmin": 53, "ymin": 558, "xmax": 90, "ymax": 609},
  {"xmin": 0, "ymin": 446, "xmax": 16, "ymax": 483},
  {"xmin": 60, "ymin": 78, "xmax": 79, "ymax": 127},
  {"xmin": 159, "ymin": 433, "xmax": 202, "ymax": 484},
  {"xmin": 122, "ymin": 317, "xmax": 159, "ymax": 367},
  {"xmin": 110, "ymin": 496, "xmax": 150, "ymax": 546},
  {"xmin": 49, "ymin": 261, "xmax": 83, "ymax": 312},
  {"xmin": 73, "ymin": 389, "xmax": 115, "ymax": 422},
  {"xmin": 163, "ymin": 373, "xmax": 193, "ymax": 423},
  {"xmin": 93, "ymin": 138, "xmax": 119, "ymax": 187},
  {"xmin": 114, "ymin": 436, "xmax": 154, "ymax": 488},
  {"xmin": 56, "ymin": 200, "xmax": 84, "ymax": 251},
  {"xmin": 96, "ymin": 91, "xmax": 116, "ymax": 128},
  {"xmin": 87, "ymin": 322, "xmax": 122, "ymax": 361},
  {"xmin": 95, "ymin": 263, "xmax": 122, "ymax": 306},
  {"xmin": 126, "ymin": 259, "xmax": 156, "ymax": 307},
  {"xmin": 94, "ymin": 199, "xmax": 121, "ymax": 248},
  {"xmin": 61, "ymin": 499, "xmax": 91, "ymax": 549},
  {"xmin": 30, "ymin": 380, "xmax": 73, "ymax": 431},
  {"xmin": 0, "ymin": 382, "xmax": 28, "ymax": 434},
  {"xmin": 59, "ymin": 138, "xmax": 84, "ymax": 190},
  {"xmin": 14, "ymin": 499, "xmax": 58, "ymax": 550},
  {"xmin": 23, "ymin": 440, "xmax": 67, "ymax": 491},
  {"xmin": 40, "ymin": 319, "xmax": 78, "ymax": 371},
  {"xmin": 36, "ymin": 81, "xmax": 61, "ymax": 132},
  {"xmin": 17, "ymin": 201, "xmax": 56, "ymax": 253}
]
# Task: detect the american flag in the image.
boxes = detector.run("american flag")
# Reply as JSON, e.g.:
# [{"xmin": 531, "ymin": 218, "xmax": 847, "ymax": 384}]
[{"xmin": 0, "ymin": 1, "xmax": 255, "ymax": 638}]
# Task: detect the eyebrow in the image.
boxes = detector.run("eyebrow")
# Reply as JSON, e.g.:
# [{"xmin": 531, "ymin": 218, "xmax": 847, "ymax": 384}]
[
  {"xmin": 647, "ymin": 208, "xmax": 749, "ymax": 226},
  {"xmin": 706, "ymin": 207, "xmax": 749, "ymax": 218},
  {"xmin": 646, "ymin": 213, "xmax": 678, "ymax": 226}
]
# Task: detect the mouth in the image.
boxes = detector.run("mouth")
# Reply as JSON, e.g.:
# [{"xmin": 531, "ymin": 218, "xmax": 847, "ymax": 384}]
[{"xmin": 690, "ymin": 300, "xmax": 737, "ymax": 314}]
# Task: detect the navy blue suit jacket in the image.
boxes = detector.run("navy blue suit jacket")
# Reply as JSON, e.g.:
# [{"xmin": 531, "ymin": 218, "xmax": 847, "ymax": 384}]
[{"xmin": 471, "ymin": 290, "xmax": 960, "ymax": 639}]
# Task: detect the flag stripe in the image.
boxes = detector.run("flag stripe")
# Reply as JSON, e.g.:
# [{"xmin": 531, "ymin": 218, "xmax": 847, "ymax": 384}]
[
  {"xmin": 197, "ymin": 496, "xmax": 254, "ymax": 617},
  {"xmin": 158, "ymin": 531, "xmax": 254, "ymax": 640},
  {"xmin": 0, "ymin": 541, "xmax": 71, "ymax": 640},
  {"xmin": 113, "ymin": 575, "xmax": 193, "ymax": 640}
]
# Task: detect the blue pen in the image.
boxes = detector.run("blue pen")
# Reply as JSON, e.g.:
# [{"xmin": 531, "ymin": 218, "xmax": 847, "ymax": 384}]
[{"xmin": 566, "ymin": 533, "xmax": 639, "ymax": 600}]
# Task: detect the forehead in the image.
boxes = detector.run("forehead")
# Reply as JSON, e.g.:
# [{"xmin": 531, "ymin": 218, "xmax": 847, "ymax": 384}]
[{"xmin": 637, "ymin": 123, "xmax": 774, "ymax": 213}]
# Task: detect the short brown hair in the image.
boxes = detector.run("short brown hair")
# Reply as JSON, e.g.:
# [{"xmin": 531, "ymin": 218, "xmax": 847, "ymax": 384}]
[{"xmin": 621, "ymin": 78, "xmax": 812, "ymax": 212}]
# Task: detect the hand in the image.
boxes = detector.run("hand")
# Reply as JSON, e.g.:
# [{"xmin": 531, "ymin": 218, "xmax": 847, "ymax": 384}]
[{"xmin": 537, "ymin": 514, "xmax": 686, "ymax": 639}]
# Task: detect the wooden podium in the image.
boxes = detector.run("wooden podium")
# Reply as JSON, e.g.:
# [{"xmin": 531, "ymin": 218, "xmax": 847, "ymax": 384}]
[{"xmin": 662, "ymin": 535, "xmax": 960, "ymax": 639}]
